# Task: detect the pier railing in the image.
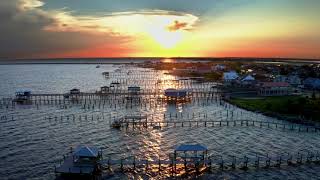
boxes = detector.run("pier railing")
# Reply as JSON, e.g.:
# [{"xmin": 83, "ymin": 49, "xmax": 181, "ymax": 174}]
[{"xmin": 55, "ymin": 149, "xmax": 320, "ymax": 176}]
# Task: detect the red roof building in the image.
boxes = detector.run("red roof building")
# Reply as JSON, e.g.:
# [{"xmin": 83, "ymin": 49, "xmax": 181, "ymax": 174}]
[{"xmin": 259, "ymin": 82, "xmax": 291, "ymax": 96}]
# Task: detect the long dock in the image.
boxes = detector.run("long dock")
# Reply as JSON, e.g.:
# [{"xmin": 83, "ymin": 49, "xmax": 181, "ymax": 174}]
[
  {"xmin": 112, "ymin": 119, "xmax": 320, "ymax": 133},
  {"xmin": 55, "ymin": 149, "xmax": 320, "ymax": 177}
]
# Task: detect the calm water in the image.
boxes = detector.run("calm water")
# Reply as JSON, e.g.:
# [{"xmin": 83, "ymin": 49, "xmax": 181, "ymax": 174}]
[{"xmin": 0, "ymin": 63, "xmax": 320, "ymax": 179}]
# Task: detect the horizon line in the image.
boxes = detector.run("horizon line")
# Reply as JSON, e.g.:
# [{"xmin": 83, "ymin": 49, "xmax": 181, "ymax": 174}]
[{"xmin": 1, "ymin": 56, "xmax": 320, "ymax": 61}]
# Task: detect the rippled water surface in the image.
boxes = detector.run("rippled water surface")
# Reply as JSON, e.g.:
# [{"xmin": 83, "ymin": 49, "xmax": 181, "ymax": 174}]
[{"xmin": 0, "ymin": 63, "xmax": 320, "ymax": 179}]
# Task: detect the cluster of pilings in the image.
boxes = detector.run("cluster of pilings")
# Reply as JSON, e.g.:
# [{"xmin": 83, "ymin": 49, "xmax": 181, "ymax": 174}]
[
  {"xmin": 114, "ymin": 120, "xmax": 320, "ymax": 133},
  {"xmin": 40, "ymin": 112, "xmax": 320, "ymax": 133},
  {"xmin": 1, "ymin": 95, "xmax": 226, "ymax": 112}
]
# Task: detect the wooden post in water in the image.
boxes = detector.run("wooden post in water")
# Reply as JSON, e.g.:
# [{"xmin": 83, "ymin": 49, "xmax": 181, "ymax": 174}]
[{"xmin": 232, "ymin": 156, "xmax": 236, "ymax": 169}]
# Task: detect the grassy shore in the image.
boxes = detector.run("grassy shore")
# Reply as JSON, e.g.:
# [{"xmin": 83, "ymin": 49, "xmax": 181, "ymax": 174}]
[{"xmin": 229, "ymin": 96, "xmax": 320, "ymax": 122}]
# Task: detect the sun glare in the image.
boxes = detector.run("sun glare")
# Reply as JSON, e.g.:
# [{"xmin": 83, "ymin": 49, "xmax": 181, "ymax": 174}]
[
  {"xmin": 144, "ymin": 17, "xmax": 185, "ymax": 49},
  {"xmin": 149, "ymin": 28, "xmax": 183, "ymax": 48}
]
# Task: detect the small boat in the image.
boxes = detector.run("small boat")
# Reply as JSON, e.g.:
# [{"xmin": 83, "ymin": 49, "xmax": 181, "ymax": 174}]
[{"xmin": 96, "ymin": 65, "xmax": 100, "ymax": 68}]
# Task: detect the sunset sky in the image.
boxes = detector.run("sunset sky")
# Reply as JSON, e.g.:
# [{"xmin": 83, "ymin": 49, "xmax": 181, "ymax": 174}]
[{"xmin": 0, "ymin": 0, "xmax": 320, "ymax": 59}]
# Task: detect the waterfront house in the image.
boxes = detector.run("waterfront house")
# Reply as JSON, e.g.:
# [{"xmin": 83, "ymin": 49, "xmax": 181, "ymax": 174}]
[
  {"xmin": 287, "ymin": 75, "xmax": 302, "ymax": 87},
  {"xmin": 258, "ymin": 82, "xmax": 291, "ymax": 96},
  {"xmin": 223, "ymin": 71, "xmax": 239, "ymax": 81},
  {"xmin": 240, "ymin": 74, "xmax": 256, "ymax": 86},
  {"xmin": 303, "ymin": 78, "xmax": 320, "ymax": 90},
  {"xmin": 223, "ymin": 71, "xmax": 239, "ymax": 85},
  {"xmin": 274, "ymin": 75, "xmax": 302, "ymax": 87},
  {"xmin": 273, "ymin": 75, "xmax": 287, "ymax": 83},
  {"xmin": 194, "ymin": 66, "xmax": 212, "ymax": 74}
]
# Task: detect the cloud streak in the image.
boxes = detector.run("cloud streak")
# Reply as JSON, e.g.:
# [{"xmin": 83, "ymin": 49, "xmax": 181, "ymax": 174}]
[{"xmin": 45, "ymin": 9, "xmax": 199, "ymax": 36}]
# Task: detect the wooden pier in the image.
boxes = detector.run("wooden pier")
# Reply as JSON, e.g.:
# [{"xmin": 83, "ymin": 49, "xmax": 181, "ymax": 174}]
[
  {"xmin": 55, "ymin": 146, "xmax": 320, "ymax": 177},
  {"xmin": 110, "ymin": 119, "xmax": 320, "ymax": 133}
]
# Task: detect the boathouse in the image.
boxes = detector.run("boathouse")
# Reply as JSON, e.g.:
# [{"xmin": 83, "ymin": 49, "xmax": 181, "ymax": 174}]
[
  {"xmin": 14, "ymin": 90, "xmax": 32, "ymax": 104},
  {"xmin": 100, "ymin": 86, "xmax": 109, "ymax": 93},
  {"xmin": 73, "ymin": 146, "xmax": 100, "ymax": 164},
  {"xmin": 55, "ymin": 146, "xmax": 102, "ymax": 176},
  {"xmin": 164, "ymin": 89, "xmax": 187, "ymax": 98},
  {"xmin": 128, "ymin": 86, "xmax": 141, "ymax": 95},
  {"xmin": 102, "ymin": 72, "xmax": 109, "ymax": 77},
  {"xmin": 173, "ymin": 144, "xmax": 208, "ymax": 172},
  {"xmin": 70, "ymin": 88, "xmax": 80, "ymax": 95},
  {"xmin": 174, "ymin": 144, "xmax": 208, "ymax": 159}
]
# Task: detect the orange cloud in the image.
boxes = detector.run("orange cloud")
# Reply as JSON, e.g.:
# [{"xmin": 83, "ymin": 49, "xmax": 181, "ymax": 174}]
[{"xmin": 167, "ymin": 21, "xmax": 189, "ymax": 31}]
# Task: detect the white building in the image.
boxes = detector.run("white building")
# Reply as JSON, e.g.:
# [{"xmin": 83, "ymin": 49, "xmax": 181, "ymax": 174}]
[{"xmin": 274, "ymin": 75, "xmax": 301, "ymax": 87}]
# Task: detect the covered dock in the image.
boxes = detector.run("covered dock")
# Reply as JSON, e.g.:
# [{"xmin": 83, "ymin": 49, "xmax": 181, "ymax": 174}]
[
  {"xmin": 55, "ymin": 146, "xmax": 102, "ymax": 176},
  {"xmin": 164, "ymin": 88, "xmax": 192, "ymax": 102},
  {"xmin": 173, "ymin": 144, "xmax": 209, "ymax": 172}
]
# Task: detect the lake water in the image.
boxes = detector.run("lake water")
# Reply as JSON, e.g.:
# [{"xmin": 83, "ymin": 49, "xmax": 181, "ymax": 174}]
[{"xmin": 0, "ymin": 63, "xmax": 320, "ymax": 179}]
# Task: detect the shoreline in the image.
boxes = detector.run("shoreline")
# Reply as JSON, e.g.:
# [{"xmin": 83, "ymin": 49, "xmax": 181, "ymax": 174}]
[{"xmin": 224, "ymin": 96, "xmax": 319, "ymax": 126}]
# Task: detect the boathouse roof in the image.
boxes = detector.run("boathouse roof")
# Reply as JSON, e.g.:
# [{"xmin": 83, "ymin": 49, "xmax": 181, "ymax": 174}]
[
  {"xmin": 73, "ymin": 146, "xmax": 99, "ymax": 158},
  {"xmin": 16, "ymin": 89, "xmax": 31, "ymax": 93},
  {"xmin": 175, "ymin": 144, "xmax": 208, "ymax": 152}
]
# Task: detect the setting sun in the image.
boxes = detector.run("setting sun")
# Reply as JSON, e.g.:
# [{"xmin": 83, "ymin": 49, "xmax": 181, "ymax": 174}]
[
  {"xmin": 148, "ymin": 27, "xmax": 183, "ymax": 48},
  {"xmin": 143, "ymin": 16, "xmax": 189, "ymax": 49}
]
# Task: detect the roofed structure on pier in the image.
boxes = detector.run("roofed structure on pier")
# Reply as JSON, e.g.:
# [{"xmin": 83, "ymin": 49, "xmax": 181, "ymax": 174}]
[
  {"xmin": 164, "ymin": 88, "xmax": 188, "ymax": 98},
  {"xmin": 74, "ymin": 146, "xmax": 99, "ymax": 158}
]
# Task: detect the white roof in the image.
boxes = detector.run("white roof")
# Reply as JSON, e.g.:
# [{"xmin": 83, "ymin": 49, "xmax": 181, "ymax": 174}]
[
  {"xmin": 223, "ymin": 71, "xmax": 239, "ymax": 80},
  {"xmin": 242, "ymin": 75, "xmax": 255, "ymax": 81},
  {"xmin": 16, "ymin": 88, "xmax": 32, "ymax": 92},
  {"xmin": 73, "ymin": 146, "xmax": 98, "ymax": 158}
]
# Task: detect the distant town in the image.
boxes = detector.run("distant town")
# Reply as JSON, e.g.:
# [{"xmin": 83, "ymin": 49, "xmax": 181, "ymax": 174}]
[{"xmin": 141, "ymin": 60, "xmax": 320, "ymax": 122}]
